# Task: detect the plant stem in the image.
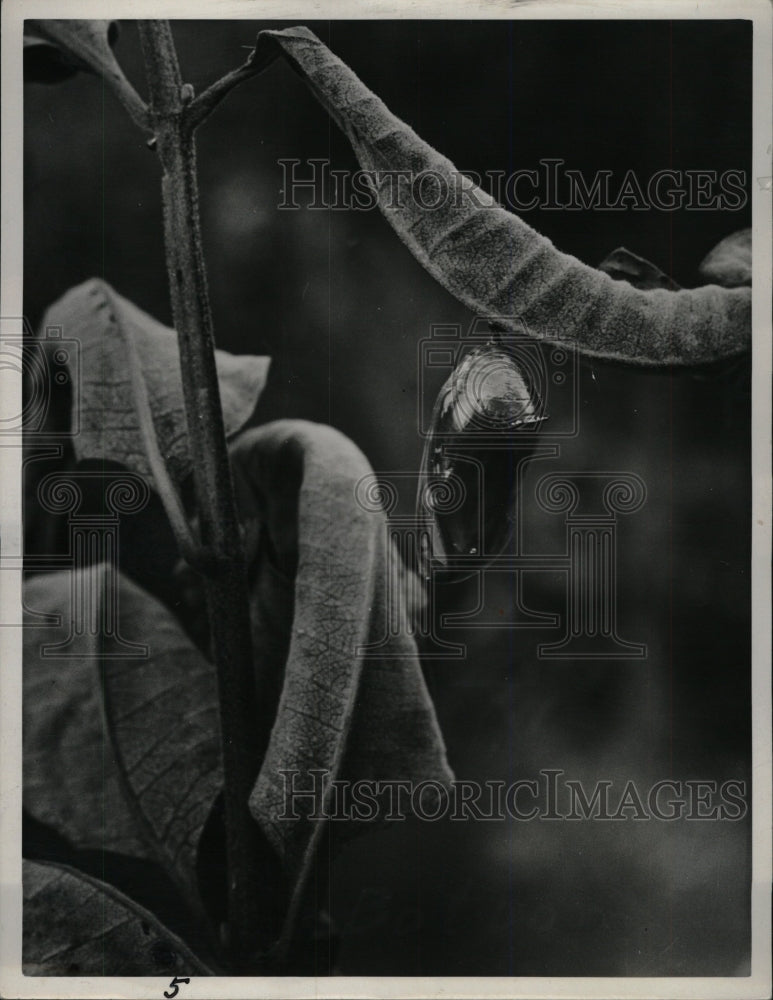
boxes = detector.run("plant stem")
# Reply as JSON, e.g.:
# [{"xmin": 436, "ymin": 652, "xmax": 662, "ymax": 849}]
[{"xmin": 137, "ymin": 20, "xmax": 270, "ymax": 965}]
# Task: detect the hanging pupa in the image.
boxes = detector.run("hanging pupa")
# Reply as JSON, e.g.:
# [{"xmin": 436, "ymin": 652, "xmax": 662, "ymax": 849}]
[{"xmin": 417, "ymin": 339, "xmax": 545, "ymax": 581}]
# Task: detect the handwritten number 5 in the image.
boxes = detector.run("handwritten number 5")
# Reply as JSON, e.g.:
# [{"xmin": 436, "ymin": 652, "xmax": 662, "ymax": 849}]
[{"xmin": 164, "ymin": 976, "xmax": 190, "ymax": 999}]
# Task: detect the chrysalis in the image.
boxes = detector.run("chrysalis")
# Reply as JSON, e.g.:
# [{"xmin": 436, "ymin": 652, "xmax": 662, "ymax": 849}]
[{"xmin": 417, "ymin": 341, "xmax": 544, "ymax": 581}]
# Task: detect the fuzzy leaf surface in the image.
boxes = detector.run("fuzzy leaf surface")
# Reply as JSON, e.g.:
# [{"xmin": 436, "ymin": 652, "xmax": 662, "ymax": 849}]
[
  {"xmin": 24, "ymin": 421, "xmax": 453, "ymax": 936},
  {"xmin": 23, "ymin": 566, "xmax": 222, "ymax": 911},
  {"xmin": 230, "ymin": 421, "xmax": 453, "ymax": 900},
  {"xmin": 253, "ymin": 27, "xmax": 750, "ymax": 366},
  {"xmin": 23, "ymin": 859, "xmax": 211, "ymax": 976},
  {"xmin": 40, "ymin": 278, "xmax": 270, "ymax": 491}
]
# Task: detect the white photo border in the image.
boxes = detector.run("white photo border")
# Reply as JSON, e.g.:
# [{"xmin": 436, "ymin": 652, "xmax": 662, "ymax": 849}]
[{"xmin": 1, "ymin": 1, "xmax": 770, "ymax": 998}]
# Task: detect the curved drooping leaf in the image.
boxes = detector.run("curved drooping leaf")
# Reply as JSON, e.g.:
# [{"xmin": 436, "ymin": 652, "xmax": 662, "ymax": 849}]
[
  {"xmin": 23, "ymin": 860, "xmax": 212, "ymax": 976},
  {"xmin": 698, "ymin": 228, "xmax": 752, "ymax": 287},
  {"xmin": 230, "ymin": 421, "xmax": 453, "ymax": 915},
  {"xmin": 40, "ymin": 279, "xmax": 270, "ymax": 491},
  {"xmin": 25, "ymin": 421, "xmax": 452, "ymax": 945},
  {"xmin": 252, "ymin": 27, "xmax": 750, "ymax": 366},
  {"xmin": 23, "ymin": 566, "xmax": 222, "ymax": 913}
]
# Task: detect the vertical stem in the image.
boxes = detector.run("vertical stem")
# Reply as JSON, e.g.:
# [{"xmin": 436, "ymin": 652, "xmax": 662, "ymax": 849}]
[{"xmin": 137, "ymin": 20, "xmax": 269, "ymax": 965}]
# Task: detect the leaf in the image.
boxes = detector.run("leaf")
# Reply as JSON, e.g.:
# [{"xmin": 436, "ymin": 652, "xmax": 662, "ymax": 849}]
[
  {"xmin": 598, "ymin": 247, "xmax": 681, "ymax": 291},
  {"xmin": 229, "ymin": 421, "xmax": 454, "ymax": 916},
  {"xmin": 24, "ymin": 20, "xmax": 148, "ymax": 125},
  {"xmin": 698, "ymin": 228, "xmax": 752, "ymax": 287},
  {"xmin": 23, "ymin": 565, "xmax": 222, "ymax": 913},
  {"xmin": 23, "ymin": 859, "xmax": 212, "ymax": 976},
  {"xmin": 40, "ymin": 279, "xmax": 270, "ymax": 492},
  {"xmin": 24, "ymin": 20, "xmax": 119, "ymax": 84},
  {"xmin": 23, "ymin": 571, "xmax": 144, "ymax": 861},
  {"xmin": 253, "ymin": 27, "xmax": 750, "ymax": 367},
  {"xmin": 25, "ymin": 422, "xmax": 453, "ymax": 951},
  {"xmin": 24, "ymin": 36, "xmax": 82, "ymax": 85}
]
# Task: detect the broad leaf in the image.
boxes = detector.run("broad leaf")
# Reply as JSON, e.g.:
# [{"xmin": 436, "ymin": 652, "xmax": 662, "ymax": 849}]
[
  {"xmin": 25, "ymin": 421, "xmax": 453, "ymax": 943},
  {"xmin": 23, "ymin": 859, "xmax": 212, "ymax": 976},
  {"xmin": 230, "ymin": 422, "xmax": 454, "ymax": 907},
  {"xmin": 698, "ymin": 228, "xmax": 752, "ymax": 287},
  {"xmin": 23, "ymin": 566, "xmax": 222, "ymax": 912},
  {"xmin": 23, "ymin": 571, "xmax": 144, "ymax": 861},
  {"xmin": 253, "ymin": 27, "xmax": 750, "ymax": 366},
  {"xmin": 40, "ymin": 279, "xmax": 270, "ymax": 491}
]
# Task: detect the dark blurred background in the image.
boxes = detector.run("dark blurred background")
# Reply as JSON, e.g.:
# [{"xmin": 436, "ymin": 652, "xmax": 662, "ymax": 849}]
[{"xmin": 24, "ymin": 19, "xmax": 751, "ymax": 976}]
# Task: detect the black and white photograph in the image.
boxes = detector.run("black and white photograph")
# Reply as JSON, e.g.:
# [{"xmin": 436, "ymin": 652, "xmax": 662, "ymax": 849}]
[{"xmin": 0, "ymin": 2, "xmax": 771, "ymax": 997}]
